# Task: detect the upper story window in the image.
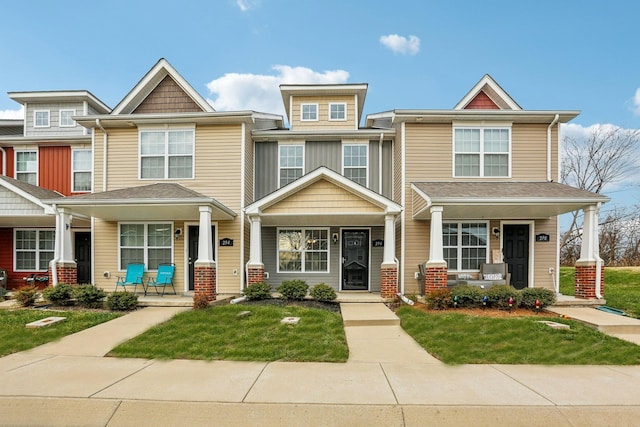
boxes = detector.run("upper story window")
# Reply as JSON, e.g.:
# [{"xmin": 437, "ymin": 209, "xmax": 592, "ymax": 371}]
[
  {"xmin": 329, "ymin": 103, "xmax": 347, "ymax": 121},
  {"xmin": 343, "ymin": 144, "xmax": 368, "ymax": 186},
  {"xmin": 60, "ymin": 109, "xmax": 76, "ymax": 127},
  {"xmin": 139, "ymin": 128, "xmax": 194, "ymax": 179},
  {"xmin": 16, "ymin": 150, "xmax": 37, "ymax": 185},
  {"xmin": 279, "ymin": 145, "xmax": 304, "ymax": 187},
  {"xmin": 119, "ymin": 222, "xmax": 172, "ymax": 271},
  {"xmin": 72, "ymin": 149, "xmax": 92, "ymax": 192},
  {"xmin": 443, "ymin": 222, "xmax": 488, "ymax": 271},
  {"xmin": 301, "ymin": 103, "xmax": 318, "ymax": 121},
  {"xmin": 34, "ymin": 110, "xmax": 50, "ymax": 128},
  {"xmin": 454, "ymin": 127, "xmax": 510, "ymax": 177},
  {"xmin": 15, "ymin": 229, "xmax": 55, "ymax": 271}
]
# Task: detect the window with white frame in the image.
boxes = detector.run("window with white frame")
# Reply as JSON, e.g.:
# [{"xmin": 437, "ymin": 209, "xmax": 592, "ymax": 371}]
[
  {"xmin": 343, "ymin": 144, "xmax": 368, "ymax": 186},
  {"xmin": 119, "ymin": 223, "xmax": 172, "ymax": 270},
  {"xmin": 301, "ymin": 103, "xmax": 318, "ymax": 121},
  {"xmin": 279, "ymin": 144, "xmax": 304, "ymax": 187},
  {"xmin": 140, "ymin": 128, "xmax": 194, "ymax": 179},
  {"xmin": 329, "ymin": 103, "xmax": 346, "ymax": 121},
  {"xmin": 278, "ymin": 228, "xmax": 329, "ymax": 272},
  {"xmin": 60, "ymin": 109, "xmax": 76, "ymax": 127},
  {"xmin": 34, "ymin": 110, "xmax": 50, "ymax": 127},
  {"xmin": 15, "ymin": 229, "xmax": 55, "ymax": 271},
  {"xmin": 16, "ymin": 150, "xmax": 37, "ymax": 185},
  {"xmin": 442, "ymin": 222, "xmax": 488, "ymax": 271},
  {"xmin": 72, "ymin": 149, "xmax": 92, "ymax": 192},
  {"xmin": 454, "ymin": 127, "xmax": 510, "ymax": 177}
]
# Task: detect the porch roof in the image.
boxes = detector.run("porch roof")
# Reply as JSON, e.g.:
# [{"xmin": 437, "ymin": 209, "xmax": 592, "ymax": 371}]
[
  {"xmin": 411, "ymin": 181, "xmax": 610, "ymax": 219},
  {"xmin": 0, "ymin": 176, "xmax": 60, "ymax": 226},
  {"xmin": 44, "ymin": 183, "xmax": 236, "ymax": 221}
]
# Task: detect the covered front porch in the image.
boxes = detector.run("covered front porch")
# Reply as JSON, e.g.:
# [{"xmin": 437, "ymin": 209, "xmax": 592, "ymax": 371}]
[{"xmin": 411, "ymin": 181, "xmax": 610, "ymax": 299}]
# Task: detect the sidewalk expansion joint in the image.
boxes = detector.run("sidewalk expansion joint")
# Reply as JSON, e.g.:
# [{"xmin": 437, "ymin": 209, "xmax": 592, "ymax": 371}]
[
  {"xmin": 379, "ymin": 363, "xmax": 400, "ymax": 405},
  {"xmin": 489, "ymin": 364, "xmax": 557, "ymax": 406},
  {"xmin": 88, "ymin": 360, "xmax": 155, "ymax": 398},
  {"xmin": 241, "ymin": 361, "xmax": 269, "ymax": 403}
]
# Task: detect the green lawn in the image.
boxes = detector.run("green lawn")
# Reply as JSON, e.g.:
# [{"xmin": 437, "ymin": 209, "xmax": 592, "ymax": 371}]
[
  {"xmin": 397, "ymin": 306, "xmax": 640, "ymax": 365},
  {"xmin": 560, "ymin": 266, "xmax": 640, "ymax": 318},
  {"xmin": 0, "ymin": 309, "xmax": 121, "ymax": 357},
  {"xmin": 109, "ymin": 304, "xmax": 349, "ymax": 362}
]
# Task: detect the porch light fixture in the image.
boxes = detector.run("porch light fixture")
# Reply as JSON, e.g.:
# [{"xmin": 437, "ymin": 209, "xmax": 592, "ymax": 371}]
[
  {"xmin": 492, "ymin": 227, "xmax": 500, "ymax": 238},
  {"xmin": 332, "ymin": 233, "xmax": 339, "ymax": 244},
  {"xmin": 174, "ymin": 228, "xmax": 183, "ymax": 240}
]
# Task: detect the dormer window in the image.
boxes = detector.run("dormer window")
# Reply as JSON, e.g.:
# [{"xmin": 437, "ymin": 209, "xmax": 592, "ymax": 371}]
[
  {"xmin": 60, "ymin": 109, "xmax": 76, "ymax": 127},
  {"xmin": 329, "ymin": 103, "xmax": 346, "ymax": 121},
  {"xmin": 34, "ymin": 110, "xmax": 50, "ymax": 128},
  {"xmin": 301, "ymin": 103, "xmax": 318, "ymax": 121}
]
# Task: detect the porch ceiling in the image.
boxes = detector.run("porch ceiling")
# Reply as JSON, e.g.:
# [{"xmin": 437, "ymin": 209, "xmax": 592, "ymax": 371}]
[
  {"xmin": 258, "ymin": 212, "xmax": 387, "ymax": 227},
  {"xmin": 411, "ymin": 181, "xmax": 610, "ymax": 220}
]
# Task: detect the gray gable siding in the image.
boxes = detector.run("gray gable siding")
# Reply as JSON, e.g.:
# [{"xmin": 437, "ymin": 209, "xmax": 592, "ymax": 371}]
[
  {"xmin": 25, "ymin": 101, "xmax": 86, "ymax": 137},
  {"xmin": 305, "ymin": 141, "xmax": 341, "ymax": 173},
  {"xmin": 254, "ymin": 141, "xmax": 278, "ymax": 200}
]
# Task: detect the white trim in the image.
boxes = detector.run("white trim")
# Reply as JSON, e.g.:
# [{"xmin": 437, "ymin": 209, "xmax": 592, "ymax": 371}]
[
  {"xmin": 71, "ymin": 148, "xmax": 92, "ymax": 193},
  {"xmin": 138, "ymin": 126, "xmax": 195, "ymax": 180},
  {"xmin": 452, "ymin": 126, "xmax": 512, "ymax": 178},
  {"xmin": 342, "ymin": 142, "xmax": 369, "ymax": 187},
  {"xmin": 300, "ymin": 103, "xmax": 318, "ymax": 121},
  {"xmin": 454, "ymin": 74, "xmax": 522, "ymax": 111},
  {"xmin": 240, "ymin": 123, "xmax": 246, "ymax": 291},
  {"xmin": 400, "ymin": 122, "xmax": 406, "ymax": 293},
  {"xmin": 14, "ymin": 228, "xmax": 55, "ymax": 272},
  {"xmin": 117, "ymin": 222, "xmax": 174, "ymax": 272},
  {"xmin": 59, "ymin": 109, "xmax": 76, "ymax": 127},
  {"xmin": 339, "ymin": 227, "xmax": 371, "ymax": 291},
  {"xmin": 14, "ymin": 149, "xmax": 38, "ymax": 186},
  {"xmin": 329, "ymin": 102, "xmax": 347, "ymax": 121},
  {"xmin": 276, "ymin": 227, "xmax": 330, "ymax": 274},
  {"xmin": 33, "ymin": 109, "xmax": 50, "ymax": 128},
  {"xmin": 500, "ymin": 220, "xmax": 535, "ymax": 288},
  {"xmin": 184, "ymin": 221, "xmax": 218, "ymax": 292}
]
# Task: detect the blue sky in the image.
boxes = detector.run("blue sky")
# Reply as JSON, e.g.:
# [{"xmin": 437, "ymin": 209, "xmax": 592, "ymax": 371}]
[{"xmin": 1, "ymin": 0, "xmax": 639, "ymax": 213}]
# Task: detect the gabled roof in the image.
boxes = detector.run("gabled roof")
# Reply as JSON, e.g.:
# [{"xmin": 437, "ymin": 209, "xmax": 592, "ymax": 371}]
[
  {"xmin": 0, "ymin": 175, "xmax": 62, "ymax": 209},
  {"xmin": 279, "ymin": 84, "xmax": 368, "ymax": 126},
  {"xmin": 454, "ymin": 74, "xmax": 521, "ymax": 110},
  {"xmin": 8, "ymin": 90, "xmax": 111, "ymax": 113},
  {"xmin": 111, "ymin": 58, "xmax": 214, "ymax": 115}
]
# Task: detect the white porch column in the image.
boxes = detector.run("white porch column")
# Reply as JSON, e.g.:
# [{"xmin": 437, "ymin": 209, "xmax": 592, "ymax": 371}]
[
  {"xmin": 57, "ymin": 208, "xmax": 75, "ymax": 264},
  {"xmin": 196, "ymin": 206, "xmax": 215, "ymax": 264},
  {"xmin": 247, "ymin": 214, "xmax": 263, "ymax": 267},
  {"xmin": 427, "ymin": 206, "xmax": 445, "ymax": 265},
  {"xmin": 382, "ymin": 214, "xmax": 396, "ymax": 265},
  {"xmin": 578, "ymin": 204, "xmax": 596, "ymax": 262}
]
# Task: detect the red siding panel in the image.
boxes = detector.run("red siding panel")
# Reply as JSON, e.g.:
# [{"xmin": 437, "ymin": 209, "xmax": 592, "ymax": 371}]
[
  {"xmin": 465, "ymin": 91, "xmax": 500, "ymax": 110},
  {"xmin": 39, "ymin": 145, "xmax": 71, "ymax": 195},
  {"xmin": 4, "ymin": 147, "xmax": 14, "ymax": 177}
]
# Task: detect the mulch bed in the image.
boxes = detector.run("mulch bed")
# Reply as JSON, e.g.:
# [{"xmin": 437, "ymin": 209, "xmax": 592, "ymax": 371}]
[
  {"xmin": 239, "ymin": 298, "xmax": 341, "ymax": 313},
  {"xmin": 398, "ymin": 301, "xmax": 552, "ymax": 318}
]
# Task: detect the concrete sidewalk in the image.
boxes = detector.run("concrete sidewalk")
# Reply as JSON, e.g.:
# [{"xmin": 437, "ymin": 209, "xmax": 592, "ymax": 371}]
[{"xmin": 1, "ymin": 304, "xmax": 640, "ymax": 426}]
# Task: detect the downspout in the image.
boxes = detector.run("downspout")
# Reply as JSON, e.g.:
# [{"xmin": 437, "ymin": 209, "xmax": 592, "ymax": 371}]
[
  {"xmin": 96, "ymin": 119, "xmax": 108, "ymax": 191},
  {"xmin": 547, "ymin": 114, "xmax": 559, "ymax": 182},
  {"xmin": 378, "ymin": 133, "xmax": 384, "ymax": 193},
  {"xmin": 594, "ymin": 202, "xmax": 603, "ymax": 299},
  {"xmin": 50, "ymin": 204, "xmax": 60, "ymax": 286},
  {"xmin": 0, "ymin": 146, "xmax": 6, "ymax": 175}
]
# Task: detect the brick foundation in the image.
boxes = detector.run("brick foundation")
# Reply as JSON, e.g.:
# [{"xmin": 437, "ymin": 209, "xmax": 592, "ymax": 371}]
[
  {"xmin": 425, "ymin": 266, "xmax": 448, "ymax": 294},
  {"xmin": 575, "ymin": 263, "xmax": 605, "ymax": 299},
  {"xmin": 247, "ymin": 266, "xmax": 265, "ymax": 285},
  {"xmin": 194, "ymin": 265, "xmax": 217, "ymax": 302},
  {"xmin": 381, "ymin": 266, "xmax": 398, "ymax": 299},
  {"xmin": 49, "ymin": 263, "xmax": 78, "ymax": 286}
]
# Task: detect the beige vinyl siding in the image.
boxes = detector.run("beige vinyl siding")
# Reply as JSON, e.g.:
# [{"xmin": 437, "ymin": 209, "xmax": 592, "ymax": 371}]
[
  {"xmin": 263, "ymin": 180, "xmax": 385, "ymax": 215},
  {"xmin": 101, "ymin": 128, "xmax": 139, "ymax": 190},
  {"xmin": 92, "ymin": 219, "xmax": 120, "ymax": 292},
  {"xmin": 403, "ymin": 217, "xmax": 430, "ymax": 295},
  {"xmin": 512, "ymin": 123, "xmax": 553, "ymax": 180},
  {"xmin": 290, "ymin": 95, "xmax": 357, "ymax": 130},
  {"xmin": 404, "ymin": 123, "xmax": 452, "ymax": 181},
  {"xmin": 532, "ymin": 218, "xmax": 557, "ymax": 291}
]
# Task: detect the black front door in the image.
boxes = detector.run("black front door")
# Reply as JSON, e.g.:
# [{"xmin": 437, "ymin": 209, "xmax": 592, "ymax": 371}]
[
  {"xmin": 342, "ymin": 230, "xmax": 369, "ymax": 290},
  {"xmin": 188, "ymin": 225, "xmax": 216, "ymax": 291},
  {"xmin": 503, "ymin": 224, "xmax": 529, "ymax": 289},
  {"xmin": 74, "ymin": 232, "xmax": 91, "ymax": 284}
]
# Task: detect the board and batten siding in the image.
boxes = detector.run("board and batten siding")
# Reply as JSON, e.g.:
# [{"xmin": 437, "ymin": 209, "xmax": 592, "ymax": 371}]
[
  {"xmin": 254, "ymin": 141, "xmax": 278, "ymax": 200},
  {"xmin": 290, "ymin": 95, "xmax": 357, "ymax": 130},
  {"xmin": 305, "ymin": 141, "xmax": 341, "ymax": 173},
  {"xmin": 39, "ymin": 145, "xmax": 71, "ymax": 195}
]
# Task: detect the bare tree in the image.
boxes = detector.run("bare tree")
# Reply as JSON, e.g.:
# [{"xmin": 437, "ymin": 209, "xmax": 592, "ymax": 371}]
[{"xmin": 560, "ymin": 125, "xmax": 640, "ymax": 258}]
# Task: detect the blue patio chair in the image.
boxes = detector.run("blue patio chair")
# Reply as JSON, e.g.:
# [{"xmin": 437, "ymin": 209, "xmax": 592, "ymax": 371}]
[
  {"xmin": 115, "ymin": 263, "xmax": 145, "ymax": 293},
  {"xmin": 144, "ymin": 263, "xmax": 176, "ymax": 296}
]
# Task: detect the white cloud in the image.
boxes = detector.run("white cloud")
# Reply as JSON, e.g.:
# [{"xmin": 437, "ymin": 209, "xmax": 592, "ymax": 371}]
[
  {"xmin": 236, "ymin": 0, "xmax": 258, "ymax": 12},
  {"xmin": 633, "ymin": 88, "xmax": 640, "ymax": 116},
  {"xmin": 379, "ymin": 34, "xmax": 420, "ymax": 55},
  {"xmin": 206, "ymin": 65, "xmax": 349, "ymax": 119},
  {"xmin": 0, "ymin": 106, "xmax": 24, "ymax": 119}
]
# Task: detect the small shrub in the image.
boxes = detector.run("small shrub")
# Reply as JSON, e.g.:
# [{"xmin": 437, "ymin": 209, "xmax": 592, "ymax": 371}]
[
  {"xmin": 425, "ymin": 288, "xmax": 452, "ymax": 310},
  {"xmin": 14, "ymin": 285, "xmax": 39, "ymax": 307},
  {"xmin": 42, "ymin": 283, "xmax": 75, "ymax": 306},
  {"xmin": 519, "ymin": 287, "xmax": 556, "ymax": 310},
  {"xmin": 450, "ymin": 285, "xmax": 484, "ymax": 308},
  {"xmin": 278, "ymin": 280, "xmax": 309, "ymax": 301},
  {"xmin": 0, "ymin": 287, "xmax": 6, "ymax": 301},
  {"xmin": 310, "ymin": 283, "xmax": 337, "ymax": 302},
  {"xmin": 486, "ymin": 285, "xmax": 520, "ymax": 309},
  {"xmin": 193, "ymin": 293, "xmax": 210, "ymax": 309},
  {"xmin": 73, "ymin": 285, "xmax": 106, "ymax": 308},
  {"xmin": 243, "ymin": 281, "xmax": 273, "ymax": 300},
  {"xmin": 106, "ymin": 292, "xmax": 138, "ymax": 311}
]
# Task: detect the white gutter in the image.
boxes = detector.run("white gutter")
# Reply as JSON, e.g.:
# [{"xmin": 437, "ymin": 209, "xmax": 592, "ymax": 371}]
[
  {"xmin": 547, "ymin": 114, "xmax": 559, "ymax": 181},
  {"xmin": 0, "ymin": 146, "xmax": 6, "ymax": 175},
  {"xmin": 240, "ymin": 122, "xmax": 246, "ymax": 291},
  {"xmin": 96, "ymin": 119, "xmax": 107, "ymax": 191},
  {"xmin": 400, "ymin": 122, "xmax": 406, "ymax": 293},
  {"xmin": 378, "ymin": 132, "xmax": 384, "ymax": 193},
  {"xmin": 595, "ymin": 202, "xmax": 603, "ymax": 299}
]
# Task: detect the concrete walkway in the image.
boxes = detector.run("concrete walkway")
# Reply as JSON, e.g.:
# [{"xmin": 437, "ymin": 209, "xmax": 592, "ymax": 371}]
[{"xmin": 1, "ymin": 304, "xmax": 640, "ymax": 426}]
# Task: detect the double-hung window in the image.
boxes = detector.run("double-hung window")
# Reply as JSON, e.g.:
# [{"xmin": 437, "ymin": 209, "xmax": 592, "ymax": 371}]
[
  {"xmin": 15, "ymin": 229, "xmax": 55, "ymax": 271},
  {"xmin": 278, "ymin": 145, "xmax": 304, "ymax": 187},
  {"xmin": 454, "ymin": 127, "xmax": 510, "ymax": 177},
  {"xmin": 34, "ymin": 110, "xmax": 50, "ymax": 128},
  {"xmin": 140, "ymin": 128, "xmax": 194, "ymax": 179},
  {"xmin": 343, "ymin": 144, "xmax": 368, "ymax": 186},
  {"xmin": 60, "ymin": 109, "xmax": 76, "ymax": 127},
  {"xmin": 278, "ymin": 228, "xmax": 329, "ymax": 273},
  {"xmin": 119, "ymin": 223, "xmax": 172, "ymax": 270},
  {"xmin": 72, "ymin": 149, "xmax": 92, "ymax": 192},
  {"xmin": 442, "ymin": 222, "xmax": 488, "ymax": 271},
  {"xmin": 301, "ymin": 103, "xmax": 318, "ymax": 121},
  {"xmin": 329, "ymin": 103, "xmax": 346, "ymax": 121},
  {"xmin": 16, "ymin": 150, "xmax": 37, "ymax": 185}
]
